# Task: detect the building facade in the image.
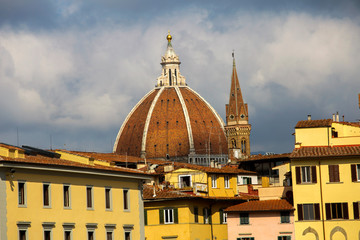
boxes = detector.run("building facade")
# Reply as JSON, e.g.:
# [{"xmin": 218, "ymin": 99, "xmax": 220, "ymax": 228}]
[
  {"xmin": 0, "ymin": 143, "xmax": 151, "ymax": 240},
  {"xmin": 291, "ymin": 118, "xmax": 360, "ymax": 239}
]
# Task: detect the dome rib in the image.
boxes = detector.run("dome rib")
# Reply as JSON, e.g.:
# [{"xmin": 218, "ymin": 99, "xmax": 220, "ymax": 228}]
[
  {"xmin": 140, "ymin": 87, "xmax": 165, "ymax": 158},
  {"xmin": 174, "ymin": 86, "xmax": 195, "ymax": 154},
  {"xmin": 113, "ymin": 89, "xmax": 156, "ymax": 153}
]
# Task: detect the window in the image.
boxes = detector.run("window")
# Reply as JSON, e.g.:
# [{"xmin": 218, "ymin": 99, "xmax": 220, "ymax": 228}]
[
  {"xmin": 105, "ymin": 187, "xmax": 112, "ymax": 210},
  {"xmin": 351, "ymin": 164, "xmax": 360, "ymax": 182},
  {"xmin": 17, "ymin": 222, "xmax": 30, "ymax": 240},
  {"xmin": 236, "ymin": 237, "xmax": 254, "ymax": 240},
  {"xmin": 297, "ymin": 203, "xmax": 320, "ymax": 221},
  {"xmin": 194, "ymin": 207, "xmax": 199, "ymax": 223},
  {"xmin": 144, "ymin": 210, "xmax": 148, "ymax": 226},
  {"xmin": 179, "ymin": 175, "xmax": 191, "ymax": 188},
  {"xmin": 278, "ymin": 236, "xmax": 291, "ymax": 240},
  {"xmin": 211, "ymin": 175, "xmax": 217, "ymax": 188},
  {"xmin": 106, "ymin": 231, "xmax": 113, "ymax": 240},
  {"xmin": 88, "ymin": 231, "xmax": 94, "ymax": 240},
  {"xmin": 125, "ymin": 232, "xmax": 131, "ymax": 240},
  {"xmin": 280, "ymin": 212, "xmax": 290, "ymax": 223},
  {"xmin": 164, "ymin": 209, "xmax": 174, "ymax": 224},
  {"xmin": 123, "ymin": 189, "xmax": 129, "ymax": 210},
  {"xmin": 295, "ymin": 166, "xmax": 317, "ymax": 184},
  {"xmin": 43, "ymin": 183, "xmax": 51, "ymax": 207},
  {"xmin": 328, "ymin": 165, "xmax": 340, "ymax": 182},
  {"xmin": 63, "ymin": 185, "xmax": 70, "ymax": 208},
  {"xmin": 86, "ymin": 186, "xmax": 93, "ymax": 209},
  {"xmin": 19, "ymin": 230, "xmax": 27, "ymax": 240},
  {"xmin": 159, "ymin": 208, "xmax": 178, "ymax": 224},
  {"xmin": 224, "ymin": 176, "xmax": 230, "ymax": 188},
  {"xmin": 44, "ymin": 230, "xmax": 51, "ymax": 240},
  {"xmin": 325, "ymin": 202, "xmax": 348, "ymax": 220},
  {"xmin": 353, "ymin": 202, "xmax": 360, "ymax": 219},
  {"xmin": 240, "ymin": 213, "xmax": 249, "ymax": 225},
  {"xmin": 241, "ymin": 139, "xmax": 246, "ymax": 154},
  {"xmin": 219, "ymin": 209, "xmax": 227, "ymax": 224},
  {"xmin": 64, "ymin": 231, "xmax": 71, "ymax": 240},
  {"xmin": 18, "ymin": 181, "xmax": 26, "ymax": 206},
  {"xmin": 242, "ymin": 177, "xmax": 252, "ymax": 185},
  {"xmin": 203, "ymin": 208, "xmax": 211, "ymax": 224}
]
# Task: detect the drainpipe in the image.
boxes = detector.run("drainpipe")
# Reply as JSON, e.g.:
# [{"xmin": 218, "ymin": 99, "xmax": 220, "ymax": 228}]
[
  {"xmin": 210, "ymin": 203, "xmax": 214, "ymax": 240},
  {"xmin": 318, "ymin": 160, "xmax": 326, "ymax": 240}
]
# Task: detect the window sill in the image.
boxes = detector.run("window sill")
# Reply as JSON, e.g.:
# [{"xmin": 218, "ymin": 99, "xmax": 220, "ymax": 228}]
[
  {"xmin": 298, "ymin": 182, "xmax": 316, "ymax": 185},
  {"xmin": 87, "ymin": 208, "xmax": 94, "ymax": 211},
  {"xmin": 43, "ymin": 206, "xmax": 51, "ymax": 209},
  {"xmin": 326, "ymin": 182, "xmax": 343, "ymax": 184},
  {"xmin": 63, "ymin": 207, "xmax": 71, "ymax": 210},
  {"xmin": 18, "ymin": 205, "xmax": 27, "ymax": 208},
  {"xmin": 106, "ymin": 209, "xmax": 113, "ymax": 212}
]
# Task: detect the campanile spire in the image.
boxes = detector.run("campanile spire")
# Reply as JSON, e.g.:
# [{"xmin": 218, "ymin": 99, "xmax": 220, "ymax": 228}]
[
  {"xmin": 225, "ymin": 52, "xmax": 251, "ymax": 158},
  {"xmin": 156, "ymin": 32, "xmax": 186, "ymax": 87}
]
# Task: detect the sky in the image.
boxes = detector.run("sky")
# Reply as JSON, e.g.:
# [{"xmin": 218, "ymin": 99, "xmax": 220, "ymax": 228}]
[{"xmin": 0, "ymin": 0, "xmax": 360, "ymax": 154}]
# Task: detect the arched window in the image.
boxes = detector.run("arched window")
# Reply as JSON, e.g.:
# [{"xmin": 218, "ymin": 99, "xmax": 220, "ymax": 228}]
[
  {"xmin": 241, "ymin": 139, "xmax": 246, "ymax": 154},
  {"xmin": 231, "ymin": 139, "xmax": 237, "ymax": 148}
]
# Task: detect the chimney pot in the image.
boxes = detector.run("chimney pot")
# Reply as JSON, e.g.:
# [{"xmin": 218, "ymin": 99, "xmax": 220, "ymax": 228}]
[
  {"xmin": 307, "ymin": 115, "xmax": 311, "ymax": 120},
  {"xmin": 332, "ymin": 114, "xmax": 335, "ymax": 121},
  {"xmin": 336, "ymin": 112, "xmax": 339, "ymax": 122}
]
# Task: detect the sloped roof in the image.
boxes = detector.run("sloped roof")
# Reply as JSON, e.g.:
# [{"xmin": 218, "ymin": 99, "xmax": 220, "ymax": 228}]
[
  {"xmin": 240, "ymin": 153, "xmax": 290, "ymax": 163},
  {"xmin": 224, "ymin": 199, "xmax": 294, "ymax": 212},
  {"xmin": 0, "ymin": 143, "xmax": 24, "ymax": 151},
  {"xmin": 143, "ymin": 185, "xmax": 258, "ymax": 201},
  {"xmin": 0, "ymin": 154, "xmax": 151, "ymax": 176},
  {"xmin": 291, "ymin": 145, "xmax": 360, "ymax": 158},
  {"xmin": 295, "ymin": 119, "xmax": 332, "ymax": 128}
]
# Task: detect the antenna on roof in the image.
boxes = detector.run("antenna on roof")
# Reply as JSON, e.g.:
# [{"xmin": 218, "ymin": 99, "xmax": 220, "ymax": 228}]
[
  {"xmin": 50, "ymin": 134, "xmax": 52, "ymax": 150},
  {"xmin": 16, "ymin": 127, "xmax": 19, "ymax": 146}
]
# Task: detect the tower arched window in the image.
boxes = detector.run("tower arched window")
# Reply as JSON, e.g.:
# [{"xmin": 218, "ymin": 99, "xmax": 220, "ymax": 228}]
[
  {"xmin": 231, "ymin": 139, "xmax": 237, "ymax": 148},
  {"xmin": 241, "ymin": 139, "xmax": 246, "ymax": 154}
]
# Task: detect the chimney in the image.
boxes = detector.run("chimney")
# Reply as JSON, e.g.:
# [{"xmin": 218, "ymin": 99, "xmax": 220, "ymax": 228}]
[
  {"xmin": 342, "ymin": 115, "xmax": 345, "ymax": 122},
  {"xmin": 307, "ymin": 115, "xmax": 311, "ymax": 120},
  {"xmin": 358, "ymin": 93, "xmax": 360, "ymax": 109},
  {"xmin": 332, "ymin": 114, "xmax": 336, "ymax": 121},
  {"xmin": 336, "ymin": 112, "xmax": 339, "ymax": 122}
]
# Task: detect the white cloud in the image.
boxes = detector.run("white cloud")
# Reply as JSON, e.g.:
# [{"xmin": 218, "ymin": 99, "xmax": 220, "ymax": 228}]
[{"xmin": 0, "ymin": 10, "xmax": 359, "ymax": 151}]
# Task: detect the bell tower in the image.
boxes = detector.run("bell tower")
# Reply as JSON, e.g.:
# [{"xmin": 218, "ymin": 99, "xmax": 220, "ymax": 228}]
[{"xmin": 225, "ymin": 53, "xmax": 251, "ymax": 158}]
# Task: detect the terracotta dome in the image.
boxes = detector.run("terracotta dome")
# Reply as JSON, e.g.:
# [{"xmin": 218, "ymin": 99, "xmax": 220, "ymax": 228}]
[{"xmin": 113, "ymin": 33, "xmax": 228, "ymax": 163}]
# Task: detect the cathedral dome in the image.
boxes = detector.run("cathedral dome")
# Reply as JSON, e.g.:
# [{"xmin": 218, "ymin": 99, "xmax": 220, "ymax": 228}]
[{"xmin": 113, "ymin": 33, "xmax": 228, "ymax": 162}]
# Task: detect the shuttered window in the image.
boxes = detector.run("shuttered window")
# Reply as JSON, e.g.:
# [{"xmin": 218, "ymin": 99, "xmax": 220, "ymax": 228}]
[
  {"xmin": 296, "ymin": 166, "xmax": 317, "ymax": 184},
  {"xmin": 353, "ymin": 202, "xmax": 360, "ymax": 220},
  {"xmin": 280, "ymin": 211, "xmax": 290, "ymax": 223},
  {"xmin": 43, "ymin": 183, "xmax": 50, "ymax": 207},
  {"xmin": 194, "ymin": 207, "xmax": 199, "ymax": 223},
  {"xmin": 86, "ymin": 186, "xmax": 93, "ymax": 209},
  {"xmin": 351, "ymin": 164, "xmax": 360, "ymax": 182},
  {"xmin": 328, "ymin": 165, "xmax": 340, "ymax": 182},
  {"xmin": 325, "ymin": 202, "xmax": 349, "ymax": 220},
  {"xmin": 240, "ymin": 213, "xmax": 249, "ymax": 225},
  {"xmin": 159, "ymin": 208, "xmax": 178, "ymax": 224},
  {"xmin": 297, "ymin": 203, "xmax": 320, "ymax": 221}
]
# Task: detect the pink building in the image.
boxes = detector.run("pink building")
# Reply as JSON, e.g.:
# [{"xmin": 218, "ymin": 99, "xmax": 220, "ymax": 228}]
[{"xmin": 225, "ymin": 199, "xmax": 294, "ymax": 240}]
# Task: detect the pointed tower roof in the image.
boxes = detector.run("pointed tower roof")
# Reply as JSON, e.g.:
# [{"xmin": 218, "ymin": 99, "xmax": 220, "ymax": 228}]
[{"xmin": 226, "ymin": 52, "xmax": 248, "ymax": 124}]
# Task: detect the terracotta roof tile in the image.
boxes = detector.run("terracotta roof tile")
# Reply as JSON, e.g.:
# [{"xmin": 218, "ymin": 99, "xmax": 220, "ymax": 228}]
[
  {"xmin": 291, "ymin": 145, "xmax": 360, "ymax": 158},
  {"xmin": 224, "ymin": 199, "xmax": 294, "ymax": 212},
  {"xmin": 0, "ymin": 154, "xmax": 151, "ymax": 176},
  {"xmin": 240, "ymin": 153, "xmax": 290, "ymax": 162},
  {"xmin": 295, "ymin": 119, "xmax": 332, "ymax": 128},
  {"xmin": 143, "ymin": 185, "xmax": 257, "ymax": 201},
  {"xmin": 0, "ymin": 143, "xmax": 24, "ymax": 151}
]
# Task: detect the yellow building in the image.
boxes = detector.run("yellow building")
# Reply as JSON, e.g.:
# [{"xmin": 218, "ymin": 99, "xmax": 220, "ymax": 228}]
[
  {"xmin": 291, "ymin": 118, "xmax": 360, "ymax": 239},
  {"xmin": 143, "ymin": 185, "xmax": 257, "ymax": 240},
  {"xmin": 0, "ymin": 143, "xmax": 151, "ymax": 240},
  {"xmin": 143, "ymin": 162, "xmax": 258, "ymax": 240}
]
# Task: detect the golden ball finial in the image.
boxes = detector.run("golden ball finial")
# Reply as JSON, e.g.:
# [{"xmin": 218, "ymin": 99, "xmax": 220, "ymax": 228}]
[{"xmin": 167, "ymin": 30, "xmax": 172, "ymax": 42}]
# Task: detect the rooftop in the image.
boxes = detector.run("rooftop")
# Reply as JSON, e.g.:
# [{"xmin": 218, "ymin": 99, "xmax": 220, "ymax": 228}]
[
  {"xmin": 224, "ymin": 199, "xmax": 294, "ymax": 212},
  {"xmin": 291, "ymin": 145, "xmax": 360, "ymax": 158}
]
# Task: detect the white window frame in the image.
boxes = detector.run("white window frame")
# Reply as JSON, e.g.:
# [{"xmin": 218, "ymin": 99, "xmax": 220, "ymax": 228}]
[
  {"xmin": 301, "ymin": 166, "xmax": 311, "ymax": 183},
  {"xmin": 105, "ymin": 187, "xmax": 112, "ymax": 211},
  {"xmin": 357, "ymin": 164, "xmax": 360, "ymax": 181},
  {"xmin": 178, "ymin": 175, "xmax": 192, "ymax": 188},
  {"xmin": 62, "ymin": 223, "xmax": 74, "ymax": 240},
  {"xmin": 224, "ymin": 176, "xmax": 230, "ymax": 188},
  {"xmin": 164, "ymin": 208, "xmax": 174, "ymax": 224},
  {"xmin": 43, "ymin": 182, "xmax": 51, "ymax": 208},
  {"xmin": 18, "ymin": 181, "xmax": 27, "ymax": 207},
  {"xmin": 105, "ymin": 224, "xmax": 116, "ymax": 240},
  {"xmin": 86, "ymin": 223, "xmax": 97, "ymax": 240},
  {"xmin": 63, "ymin": 184, "xmax": 71, "ymax": 209},
  {"xmin": 124, "ymin": 231, "xmax": 132, "ymax": 240},
  {"xmin": 123, "ymin": 225, "xmax": 133, "ymax": 240},
  {"xmin": 211, "ymin": 175, "xmax": 217, "ymax": 188},
  {"xmin": 17, "ymin": 221, "xmax": 30, "ymax": 240},
  {"xmin": 42, "ymin": 222, "xmax": 55, "ymax": 240},
  {"xmin": 204, "ymin": 208, "xmax": 210, "ymax": 224},
  {"xmin": 223, "ymin": 212, "xmax": 227, "ymax": 223}
]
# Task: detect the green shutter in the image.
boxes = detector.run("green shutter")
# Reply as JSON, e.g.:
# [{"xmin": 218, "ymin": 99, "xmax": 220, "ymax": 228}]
[
  {"xmin": 208, "ymin": 208, "xmax": 212, "ymax": 224},
  {"xmin": 220, "ymin": 209, "xmax": 223, "ymax": 224},
  {"xmin": 203, "ymin": 208, "xmax": 206, "ymax": 224},
  {"xmin": 174, "ymin": 208, "xmax": 178, "ymax": 224},
  {"xmin": 144, "ymin": 210, "xmax": 148, "ymax": 225},
  {"xmin": 159, "ymin": 208, "xmax": 164, "ymax": 224}
]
